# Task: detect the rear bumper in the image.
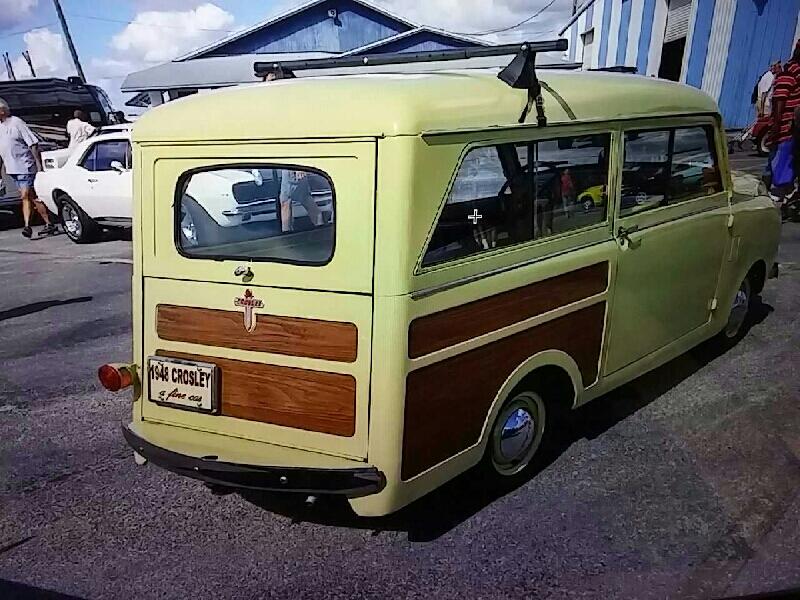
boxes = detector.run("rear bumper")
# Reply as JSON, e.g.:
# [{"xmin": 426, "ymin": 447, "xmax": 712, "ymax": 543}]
[{"xmin": 122, "ymin": 424, "xmax": 385, "ymax": 498}]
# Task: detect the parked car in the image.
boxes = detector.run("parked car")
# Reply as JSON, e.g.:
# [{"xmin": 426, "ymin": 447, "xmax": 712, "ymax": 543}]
[
  {"xmin": 36, "ymin": 131, "xmax": 132, "ymax": 242},
  {"xmin": 98, "ymin": 51, "xmax": 779, "ymax": 519},
  {"xmin": 37, "ymin": 131, "xmax": 333, "ymax": 244}
]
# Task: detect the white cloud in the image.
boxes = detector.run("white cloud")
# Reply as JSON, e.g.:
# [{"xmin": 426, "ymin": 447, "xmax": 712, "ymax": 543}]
[
  {"xmin": 1, "ymin": 28, "xmax": 74, "ymax": 80},
  {"xmin": 0, "ymin": 0, "xmax": 38, "ymax": 31},
  {"xmin": 110, "ymin": 3, "xmax": 236, "ymax": 63},
  {"xmin": 371, "ymin": 0, "xmax": 572, "ymax": 42}
]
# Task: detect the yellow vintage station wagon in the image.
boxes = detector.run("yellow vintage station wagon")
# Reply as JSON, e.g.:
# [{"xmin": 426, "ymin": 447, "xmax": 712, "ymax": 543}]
[{"xmin": 99, "ymin": 43, "xmax": 780, "ymax": 517}]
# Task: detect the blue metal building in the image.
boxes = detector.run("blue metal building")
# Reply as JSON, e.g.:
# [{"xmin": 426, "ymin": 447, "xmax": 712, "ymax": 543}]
[
  {"xmin": 559, "ymin": 0, "xmax": 800, "ymax": 127},
  {"xmin": 122, "ymin": 0, "xmax": 485, "ymax": 106}
]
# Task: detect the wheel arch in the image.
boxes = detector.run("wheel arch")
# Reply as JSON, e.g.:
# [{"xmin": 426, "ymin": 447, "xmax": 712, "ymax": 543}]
[{"xmin": 477, "ymin": 350, "xmax": 581, "ymax": 454}]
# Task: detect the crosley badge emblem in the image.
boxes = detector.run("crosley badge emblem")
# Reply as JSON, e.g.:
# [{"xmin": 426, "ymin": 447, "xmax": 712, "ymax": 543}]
[{"xmin": 234, "ymin": 289, "xmax": 264, "ymax": 333}]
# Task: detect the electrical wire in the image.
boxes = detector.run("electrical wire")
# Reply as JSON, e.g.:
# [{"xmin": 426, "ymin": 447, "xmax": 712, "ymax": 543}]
[
  {"xmin": 443, "ymin": 0, "xmax": 561, "ymax": 36},
  {"xmin": 0, "ymin": 24, "xmax": 55, "ymax": 40},
  {"xmin": 67, "ymin": 13, "xmax": 239, "ymax": 34}
]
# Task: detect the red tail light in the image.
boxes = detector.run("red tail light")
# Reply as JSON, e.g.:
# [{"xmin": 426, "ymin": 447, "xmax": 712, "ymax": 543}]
[{"xmin": 98, "ymin": 364, "xmax": 134, "ymax": 392}]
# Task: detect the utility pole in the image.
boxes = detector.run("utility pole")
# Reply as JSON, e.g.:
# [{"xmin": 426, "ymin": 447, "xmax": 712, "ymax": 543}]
[
  {"xmin": 51, "ymin": 0, "xmax": 86, "ymax": 82},
  {"xmin": 22, "ymin": 51, "xmax": 36, "ymax": 77},
  {"xmin": 2, "ymin": 53, "xmax": 16, "ymax": 80}
]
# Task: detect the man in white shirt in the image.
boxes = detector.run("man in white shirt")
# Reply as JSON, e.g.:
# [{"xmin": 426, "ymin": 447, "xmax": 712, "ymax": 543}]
[
  {"xmin": 757, "ymin": 61, "xmax": 782, "ymax": 117},
  {"xmin": 66, "ymin": 110, "xmax": 95, "ymax": 148},
  {"xmin": 0, "ymin": 98, "xmax": 56, "ymax": 238}
]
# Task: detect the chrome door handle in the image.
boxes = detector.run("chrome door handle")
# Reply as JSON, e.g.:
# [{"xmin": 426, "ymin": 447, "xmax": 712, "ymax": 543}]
[
  {"xmin": 234, "ymin": 265, "xmax": 253, "ymax": 279},
  {"xmin": 617, "ymin": 224, "xmax": 639, "ymax": 244}
]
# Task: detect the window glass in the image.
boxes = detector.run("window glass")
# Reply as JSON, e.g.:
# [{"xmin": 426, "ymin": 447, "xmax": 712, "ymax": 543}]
[
  {"xmin": 177, "ymin": 166, "xmax": 335, "ymax": 265},
  {"xmin": 80, "ymin": 144, "xmax": 96, "ymax": 171},
  {"xmin": 621, "ymin": 125, "xmax": 721, "ymax": 217},
  {"xmin": 93, "ymin": 140, "xmax": 129, "ymax": 171},
  {"xmin": 422, "ymin": 134, "xmax": 610, "ymax": 267}
]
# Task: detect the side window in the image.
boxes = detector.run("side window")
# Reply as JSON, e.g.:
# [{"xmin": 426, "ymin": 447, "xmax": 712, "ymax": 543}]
[
  {"xmin": 177, "ymin": 166, "xmax": 335, "ymax": 265},
  {"xmin": 80, "ymin": 144, "xmax": 97, "ymax": 171},
  {"xmin": 94, "ymin": 141, "xmax": 130, "ymax": 171},
  {"xmin": 422, "ymin": 134, "xmax": 610, "ymax": 267},
  {"xmin": 621, "ymin": 125, "xmax": 722, "ymax": 217}
]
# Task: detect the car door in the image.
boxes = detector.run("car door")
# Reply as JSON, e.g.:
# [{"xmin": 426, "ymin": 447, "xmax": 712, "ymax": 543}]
[
  {"xmin": 604, "ymin": 121, "xmax": 730, "ymax": 375},
  {"xmin": 79, "ymin": 138, "xmax": 132, "ymax": 219}
]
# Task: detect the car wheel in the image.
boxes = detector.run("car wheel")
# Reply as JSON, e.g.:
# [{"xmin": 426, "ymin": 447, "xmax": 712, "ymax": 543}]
[
  {"xmin": 181, "ymin": 195, "xmax": 226, "ymax": 248},
  {"xmin": 484, "ymin": 390, "xmax": 547, "ymax": 479},
  {"xmin": 756, "ymin": 135, "xmax": 769, "ymax": 157},
  {"xmin": 722, "ymin": 276, "xmax": 752, "ymax": 341},
  {"xmin": 582, "ymin": 197, "xmax": 594, "ymax": 212},
  {"xmin": 59, "ymin": 195, "xmax": 98, "ymax": 243}
]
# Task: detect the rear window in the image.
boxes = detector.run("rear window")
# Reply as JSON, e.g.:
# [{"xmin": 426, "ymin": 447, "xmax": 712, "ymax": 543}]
[{"xmin": 176, "ymin": 165, "xmax": 335, "ymax": 265}]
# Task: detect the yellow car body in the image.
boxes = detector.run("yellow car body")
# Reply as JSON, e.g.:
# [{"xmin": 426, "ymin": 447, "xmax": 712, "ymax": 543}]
[{"xmin": 114, "ymin": 70, "xmax": 780, "ymax": 517}]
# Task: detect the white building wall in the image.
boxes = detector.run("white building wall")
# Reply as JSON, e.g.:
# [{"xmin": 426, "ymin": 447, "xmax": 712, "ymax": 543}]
[
  {"xmin": 606, "ymin": 0, "xmax": 623, "ymax": 68},
  {"xmin": 679, "ymin": 0, "xmax": 700, "ymax": 82},
  {"xmin": 701, "ymin": 0, "xmax": 736, "ymax": 100},
  {"xmin": 646, "ymin": 0, "xmax": 669, "ymax": 76},
  {"xmin": 795, "ymin": 9, "xmax": 800, "ymax": 46},
  {"xmin": 626, "ymin": 0, "xmax": 646, "ymax": 68},
  {"xmin": 575, "ymin": 12, "xmax": 588, "ymax": 63},
  {"xmin": 590, "ymin": 0, "xmax": 607, "ymax": 69}
]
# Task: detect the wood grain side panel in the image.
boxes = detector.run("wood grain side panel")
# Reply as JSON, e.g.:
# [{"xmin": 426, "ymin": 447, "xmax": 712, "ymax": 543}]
[
  {"xmin": 402, "ymin": 302, "xmax": 605, "ymax": 480},
  {"xmin": 157, "ymin": 351, "xmax": 356, "ymax": 437},
  {"xmin": 408, "ymin": 262, "xmax": 608, "ymax": 358},
  {"xmin": 157, "ymin": 305, "xmax": 358, "ymax": 363}
]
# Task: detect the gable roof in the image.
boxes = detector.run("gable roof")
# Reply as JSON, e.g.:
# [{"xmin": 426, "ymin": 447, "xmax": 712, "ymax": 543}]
[
  {"xmin": 177, "ymin": 0, "xmax": 417, "ymax": 61},
  {"xmin": 341, "ymin": 26, "xmax": 488, "ymax": 56}
]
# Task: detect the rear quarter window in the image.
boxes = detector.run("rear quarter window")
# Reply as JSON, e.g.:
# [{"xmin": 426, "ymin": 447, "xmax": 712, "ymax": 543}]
[{"xmin": 175, "ymin": 165, "xmax": 335, "ymax": 265}]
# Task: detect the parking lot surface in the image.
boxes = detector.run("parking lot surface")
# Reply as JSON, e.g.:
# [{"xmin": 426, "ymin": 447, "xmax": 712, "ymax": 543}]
[{"xmin": 1, "ymin": 152, "xmax": 799, "ymax": 600}]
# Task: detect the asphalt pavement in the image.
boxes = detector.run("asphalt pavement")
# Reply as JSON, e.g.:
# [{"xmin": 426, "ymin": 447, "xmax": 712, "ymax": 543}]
[{"xmin": 1, "ymin": 150, "xmax": 799, "ymax": 600}]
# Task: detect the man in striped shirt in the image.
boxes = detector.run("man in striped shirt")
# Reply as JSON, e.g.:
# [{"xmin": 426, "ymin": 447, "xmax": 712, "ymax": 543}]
[{"xmin": 769, "ymin": 41, "xmax": 800, "ymax": 195}]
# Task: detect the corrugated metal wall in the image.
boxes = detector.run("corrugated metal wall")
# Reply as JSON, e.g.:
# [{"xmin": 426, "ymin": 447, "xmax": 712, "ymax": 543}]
[
  {"xmin": 561, "ymin": 0, "xmax": 800, "ymax": 127},
  {"xmin": 717, "ymin": 0, "xmax": 800, "ymax": 128}
]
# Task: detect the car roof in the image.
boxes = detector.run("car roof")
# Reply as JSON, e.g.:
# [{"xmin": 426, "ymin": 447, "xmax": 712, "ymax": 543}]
[{"xmin": 132, "ymin": 70, "xmax": 720, "ymax": 143}]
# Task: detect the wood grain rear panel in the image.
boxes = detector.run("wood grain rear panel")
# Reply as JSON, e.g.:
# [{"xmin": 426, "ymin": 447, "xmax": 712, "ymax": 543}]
[
  {"xmin": 157, "ymin": 305, "xmax": 358, "ymax": 363},
  {"xmin": 402, "ymin": 302, "xmax": 605, "ymax": 480},
  {"xmin": 157, "ymin": 351, "xmax": 356, "ymax": 437},
  {"xmin": 408, "ymin": 262, "xmax": 608, "ymax": 358}
]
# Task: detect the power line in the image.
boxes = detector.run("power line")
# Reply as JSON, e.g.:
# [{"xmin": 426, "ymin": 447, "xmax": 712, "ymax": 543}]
[
  {"xmin": 0, "ymin": 23, "xmax": 55, "ymax": 40},
  {"xmin": 67, "ymin": 13, "xmax": 239, "ymax": 34},
  {"xmin": 444, "ymin": 0, "xmax": 561, "ymax": 36}
]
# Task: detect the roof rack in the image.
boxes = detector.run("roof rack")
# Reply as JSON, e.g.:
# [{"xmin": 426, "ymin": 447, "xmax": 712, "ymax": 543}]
[{"xmin": 254, "ymin": 39, "xmax": 568, "ymax": 127}]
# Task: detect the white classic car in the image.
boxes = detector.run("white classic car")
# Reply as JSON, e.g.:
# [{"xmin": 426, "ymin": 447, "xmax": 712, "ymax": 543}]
[
  {"xmin": 36, "ymin": 131, "xmax": 133, "ymax": 243},
  {"xmin": 37, "ymin": 131, "xmax": 333, "ymax": 244}
]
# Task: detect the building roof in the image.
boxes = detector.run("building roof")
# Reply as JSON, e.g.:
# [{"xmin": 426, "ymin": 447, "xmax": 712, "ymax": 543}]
[
  {"xmin": 340, "ymin": 27, "xmax": 488, "ymax": 56},
  {"xmin": 132, "ymin": 70, "xmax": 719, "ymax": 143},
  {"xmin": 177, "ymin": 0, "xmax": 417, "ymax": 61}
]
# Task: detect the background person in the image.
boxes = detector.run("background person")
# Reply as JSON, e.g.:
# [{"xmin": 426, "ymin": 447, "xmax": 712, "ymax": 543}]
[
  {"xmin": 0, "ymin": 98, "xmax": 56, "ymax": 238},
  {"xmin": 66, "ymin": 109, "xmax": 95, "ymax": 149},
  {"xmin": 768, "ymin": 42, "xmax": 800, "ymax": 198},
  {"xmin": 279, "ymin": 170, "xmax": 323, "ymax": 233}
]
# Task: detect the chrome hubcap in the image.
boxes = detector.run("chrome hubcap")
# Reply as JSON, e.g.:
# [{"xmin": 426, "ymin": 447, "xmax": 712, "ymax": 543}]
[
  {"xmin": 181, "ymin": 207, "xmax": 198, "ymax": 247},
  {"xmin": 499, "ymin": 408, "xmax": 535, "ymax": 463},
  {"xmin": 62, "ymin": 205, "xmax": 81, "ymax": 238},
  {"xmin": 491, "ymin": 393, "xmax": 545, "ymax": 476},
  {"xmin": 725, "ymin": 280, "xmax": 750, "ymax": 338}
]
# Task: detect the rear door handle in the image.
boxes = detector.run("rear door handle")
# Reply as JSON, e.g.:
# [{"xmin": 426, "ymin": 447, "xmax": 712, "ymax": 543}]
[
  {"xmin": 88, "ymin": 178, "xmax": 98, "ymax": 183},
  {"xmin": 617, "ymin": 224, "xmax": 639, "ymax": 245}
]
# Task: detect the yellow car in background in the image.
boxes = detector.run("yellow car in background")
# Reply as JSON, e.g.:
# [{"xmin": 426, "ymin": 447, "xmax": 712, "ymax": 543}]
[{"xmin": 578, "ymin": 184, "xmax": 606, "ymax": 212}]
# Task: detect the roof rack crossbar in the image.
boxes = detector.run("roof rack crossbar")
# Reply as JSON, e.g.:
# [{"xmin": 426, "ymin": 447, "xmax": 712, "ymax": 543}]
[{"xmin": 253, "ymin": 39, "xmax": 567, "ymax": 76}]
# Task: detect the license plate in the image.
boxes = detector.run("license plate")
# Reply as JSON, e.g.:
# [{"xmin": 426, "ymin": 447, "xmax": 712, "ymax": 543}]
[{"xmin": 147, "ymin": 357, "xmax": 219, "ymax": 413}]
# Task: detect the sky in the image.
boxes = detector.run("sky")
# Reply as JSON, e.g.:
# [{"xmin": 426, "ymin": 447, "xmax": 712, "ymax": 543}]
[{"xmin": 0, "ymin": 0, "xmax": 575, "ymax": 111}]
